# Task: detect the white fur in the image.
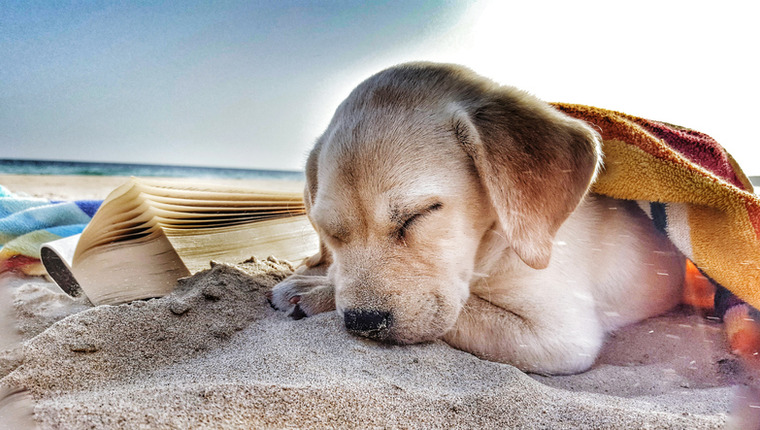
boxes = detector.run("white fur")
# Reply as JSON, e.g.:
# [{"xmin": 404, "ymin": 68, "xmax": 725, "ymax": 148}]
[{"xmin": 447, "ymin": 195, "xmax": 684, "ymax": 374}]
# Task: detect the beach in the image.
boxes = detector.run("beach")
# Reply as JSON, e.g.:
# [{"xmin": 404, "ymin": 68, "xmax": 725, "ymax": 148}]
[
  {"xmin": 0, "ymin": 174, "xmax": 305, "ymax": 200},
  {"xmin": 0, "ymin": 174, "xmax": 745, "ymax": 428}
]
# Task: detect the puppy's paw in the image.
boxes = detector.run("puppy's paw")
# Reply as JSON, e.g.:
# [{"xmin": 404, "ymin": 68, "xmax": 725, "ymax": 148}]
[{"xmin": 266, "ymin": 275, "xmax": 335, "ymax": 320}]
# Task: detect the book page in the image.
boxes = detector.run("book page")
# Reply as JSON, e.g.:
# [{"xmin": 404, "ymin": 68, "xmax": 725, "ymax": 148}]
[
  {"xmin": 72, "ymin": 234, "xmax": 190, "ymax": 305},
  {"xmin": 136, "ymin": 179, "xmax": 304, "ymax": 202},
  {"xmin": 163, "ymin": 216, "xmax": 319, "ymax": 273},
  {"xmin": 74, "ymin": 178, "xmax": 149, "ymax": 256}
]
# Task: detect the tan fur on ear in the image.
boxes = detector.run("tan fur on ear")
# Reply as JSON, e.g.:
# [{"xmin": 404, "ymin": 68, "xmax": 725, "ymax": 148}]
[
  {"xmin": 452, "ymin": 91, "xmax": 601, "ymax": 269},
  {"xmin": 304, "ymin": 137, "xmax": 323, "ymax": 210},
  {"xmin": 301, "ymin": 138, "xmax": 333, "ymax": 270}
]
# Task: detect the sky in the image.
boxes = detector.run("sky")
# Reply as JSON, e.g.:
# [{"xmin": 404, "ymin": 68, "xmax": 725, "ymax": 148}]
[{"xmin": 1, "ymin": 0, "xmax": 759, "ymax": 174}]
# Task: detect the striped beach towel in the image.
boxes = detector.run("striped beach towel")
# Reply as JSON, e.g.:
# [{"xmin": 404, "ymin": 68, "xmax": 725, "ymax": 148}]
[
  {"xmin": 554, "ymin": 103, "xmax": 760, "ymax": 356},
  {"xmin": 0, "ymin": 185, "xmax": 100, "ymax": 275}
]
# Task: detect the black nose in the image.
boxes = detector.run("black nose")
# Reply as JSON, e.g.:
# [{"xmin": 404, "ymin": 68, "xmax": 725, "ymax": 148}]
[{"xmin": 343, "ymin": 309, "xmax": 393, "ymax": 338}]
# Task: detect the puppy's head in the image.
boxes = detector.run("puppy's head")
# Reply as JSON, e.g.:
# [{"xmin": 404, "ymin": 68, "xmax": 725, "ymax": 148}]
[{"xmin": 306, "ymin": 63, "xmax": 601, "ymax": 343}]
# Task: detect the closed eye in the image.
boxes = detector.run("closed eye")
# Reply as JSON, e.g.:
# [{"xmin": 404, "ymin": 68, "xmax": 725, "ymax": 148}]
[{"xmin": 396, "ymin": 202, "xmax": 443, "ymax": 241}]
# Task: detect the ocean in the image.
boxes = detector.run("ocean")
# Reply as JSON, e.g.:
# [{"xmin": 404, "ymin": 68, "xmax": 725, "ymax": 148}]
[{"xmin": 0, "ymin": 159, "xmax": 305, "ymax": 181}]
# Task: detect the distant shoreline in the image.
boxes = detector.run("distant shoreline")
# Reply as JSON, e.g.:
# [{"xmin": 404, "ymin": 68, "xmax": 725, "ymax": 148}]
[{"xmin": 0, "ymin": 158, "xmax": 304, "ymax": 181}]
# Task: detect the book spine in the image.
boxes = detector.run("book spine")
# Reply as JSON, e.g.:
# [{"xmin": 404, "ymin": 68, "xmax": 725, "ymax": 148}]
[{"xmin": 40, "ymin": 234, "xmax": 85, "ymax": 298}]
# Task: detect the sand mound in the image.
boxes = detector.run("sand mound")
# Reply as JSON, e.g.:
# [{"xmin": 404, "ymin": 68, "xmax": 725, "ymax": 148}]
[{"xmin": 1, "ymin": 259, "xmax": 735, "ymax": 428}]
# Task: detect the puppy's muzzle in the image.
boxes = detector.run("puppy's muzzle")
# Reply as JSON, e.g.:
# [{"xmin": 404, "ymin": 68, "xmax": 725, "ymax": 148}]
[{"xmin": 343, "ymin": 309, "xmax": 393, "ymax": 340}]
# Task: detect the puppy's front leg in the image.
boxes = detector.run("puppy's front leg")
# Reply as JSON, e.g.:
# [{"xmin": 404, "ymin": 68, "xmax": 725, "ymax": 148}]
[{"xmin": 442, "ymin": 294, "xmax": 604, "ymax": 375}]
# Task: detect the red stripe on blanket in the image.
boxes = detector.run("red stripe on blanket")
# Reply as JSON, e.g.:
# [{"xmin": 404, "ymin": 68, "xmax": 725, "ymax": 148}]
[
  {"xmin": 631, "ymin": 117, "xmax": 747, "ymax": 190},
  {"xmin": 0, "ymin": 255, "xmax": 41, "ymax": 274},
  {"xmin": 552, "ymin": 104, "xmax": 678, "ymax": 161}
]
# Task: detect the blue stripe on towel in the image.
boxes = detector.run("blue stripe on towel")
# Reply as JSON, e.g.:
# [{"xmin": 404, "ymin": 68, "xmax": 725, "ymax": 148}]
[
  {"xmin": 74, "ymin": 200, "xmax": 101, "ymax": 217},
  {"xmin": 0, "ymin": 196, "xmax": 49, "ymax": 218},
  {"xmin": 46, "ymin": 224, "xmax": 89, "ymax": 237},
  {"xmin": 0, "ymin": 202, "xmax": 92, "ymax": 244},
  {"xmin": 1, "ymin": 186, "xmax": 103, "ymax": 263},
  {"xmin": 52, "ymin": 200, "xmax": 102, "ymax": 217}
]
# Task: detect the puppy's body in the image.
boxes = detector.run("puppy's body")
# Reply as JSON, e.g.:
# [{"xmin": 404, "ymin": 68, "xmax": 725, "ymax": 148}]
[
  {"xmin": 446, "ymin": 195, "xmax": 683, "ymax": 373},
  {"xmin": 270, "ymin": 63, "xmax": 684, "ymax": 374}
]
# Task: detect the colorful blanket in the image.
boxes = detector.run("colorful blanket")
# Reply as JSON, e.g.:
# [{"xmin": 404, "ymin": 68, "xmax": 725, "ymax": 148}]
[
  {"xmin": 554, "ymin": 103, "xmax": 760, "ymax": 355},
  {"xmin": 0, "ymin": 185, "xmax": 100, "ymax": 275}
]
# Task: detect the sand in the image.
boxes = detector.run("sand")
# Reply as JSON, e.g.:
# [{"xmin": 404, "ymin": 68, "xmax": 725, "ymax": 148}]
[
  {"xmin": 0, "ymin": 174, "xmax": 305, "ymax": 200},
  {"xmin": 0, "ymin": 175, "xmax": 749, "ymax": 428}
]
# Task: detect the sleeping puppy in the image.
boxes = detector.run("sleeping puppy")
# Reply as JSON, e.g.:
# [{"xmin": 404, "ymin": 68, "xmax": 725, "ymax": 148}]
[{"xmin": 268, "ymin": 62, "xmax": 684, "ymax": 375}]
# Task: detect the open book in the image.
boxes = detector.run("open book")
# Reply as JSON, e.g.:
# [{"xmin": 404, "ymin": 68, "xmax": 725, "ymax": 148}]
[{"xmin": 41, "ymin": 178, "xmax": 318, "ymax": 305}]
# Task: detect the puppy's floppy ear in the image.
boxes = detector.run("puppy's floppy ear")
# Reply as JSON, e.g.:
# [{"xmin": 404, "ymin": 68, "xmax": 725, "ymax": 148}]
[
  {"xmin": 452, "ymin": 90, "xmax": 601, "ymax": 269},
  {"xmin": 301, "ymin": 137, "xmax": 333, "ymax": 270},
  {"xmin": 304, "ymin": 137, "xmax": 322, "ymax": 212}
]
